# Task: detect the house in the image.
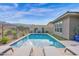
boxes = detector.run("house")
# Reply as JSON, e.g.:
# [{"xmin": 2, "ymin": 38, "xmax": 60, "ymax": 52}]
[
  {"xmin": 30, "ymin": 25, "xmax": 49, "ymax": 33},
  {"xmin": 49, "ymin": 11, "xmax": 79, "ymax": 40},
  {"xmin": 47, "ymin": 22, "xmax": 54, "ymax": 34}
]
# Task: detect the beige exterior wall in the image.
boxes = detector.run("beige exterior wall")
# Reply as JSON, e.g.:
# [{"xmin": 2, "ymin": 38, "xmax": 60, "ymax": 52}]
[
  {"xmin": 63, "ymin": 16, "xmax": 70, "ymax": 39},
  {"xmin": 53, "ymin": 16, "xmax": 70, "ymax": 39},
  {"xmin": 29, "ymin": 25, "xmax": 48, "ymax": 33},
  {"xmin": 53, "ymin": 15, "xmax": 79, "ymax": 40},
  {"xmin": 69, "ymin": 16, "xmax": 79, "ymax": 39},
  {"xmin": 47, "ymin": 23, "xmax": 53, "ymax": 34}
]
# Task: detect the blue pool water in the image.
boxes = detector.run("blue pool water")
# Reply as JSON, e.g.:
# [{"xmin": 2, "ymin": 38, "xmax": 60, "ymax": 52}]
[{"xmin": 11, "ymin": 33, "xmax": 65, "ymax": 48}]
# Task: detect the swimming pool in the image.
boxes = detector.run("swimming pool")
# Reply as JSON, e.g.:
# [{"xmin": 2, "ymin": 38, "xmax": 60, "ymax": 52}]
[{"xmin": 11, "ymin": 33, "xmax": 65, "ymax": 48}]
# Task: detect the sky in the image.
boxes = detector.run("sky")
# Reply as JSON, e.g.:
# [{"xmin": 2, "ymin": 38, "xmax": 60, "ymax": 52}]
[{"xmin": 0, "ymin": 3, "xmax": 79, "ymax": 25}]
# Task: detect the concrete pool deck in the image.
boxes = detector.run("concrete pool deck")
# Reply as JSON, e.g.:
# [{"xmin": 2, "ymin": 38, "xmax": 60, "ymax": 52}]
[
  {"xmin": 3, "ymin": 47, "xmax": 74, "ymax": 56},
  {"xmin": 61, "ymin": 40, "xmax": 79, "ymax": 47},
  {"xmin": 3, "ymin": 40, "xmax": 78, "ymax": 56}
]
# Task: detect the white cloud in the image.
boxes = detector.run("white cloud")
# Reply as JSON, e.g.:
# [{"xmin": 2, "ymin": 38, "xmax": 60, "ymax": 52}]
[
  {"xmin": 69, "ymin": 7, "xmax": 79, "ymax": 12},
  {"xmin": 14, "ymin": 8, "xmax": 55, "ymax": 17},
  {"xmin": 14, "ymin": 3, "xmax": 18, "ymax": 8},
  {"xmin": 29, "ymin": 8, "xmax": 54, "ymax": 12},
  {"xmin": 0, "ymin": 3, "xmax": 79, "ymax": 25},
  {"xmin": 0, "ymin": 5, "xmax": 16, "ymax": 12}
]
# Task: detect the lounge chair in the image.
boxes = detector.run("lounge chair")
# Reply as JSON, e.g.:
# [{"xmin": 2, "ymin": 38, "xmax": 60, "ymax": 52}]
[
  {"xmin": 30, "ymin": 47, "xmax": 44, "ymax": 56},
  {"xmin": 12, "ymin": 47, "xmax": 32, "ymax": 56},
  {"xmin": 43, "ymin": 46, "xmax": 63, "ymax": 56},
  {"xmin": 64, "ymin": 46, "xmax": 79, "ymax": 55},
  {"xmin": 0, "ymin": 46, "xmax": 14, "ymax": 55}
]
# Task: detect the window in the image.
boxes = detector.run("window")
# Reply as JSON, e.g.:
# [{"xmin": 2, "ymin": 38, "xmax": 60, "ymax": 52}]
[{"xmin": 55, "ymin": 21, "xmax": 63, "ymax": 33}]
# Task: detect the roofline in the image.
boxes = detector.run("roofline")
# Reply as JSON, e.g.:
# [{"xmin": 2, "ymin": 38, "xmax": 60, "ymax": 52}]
[{"xmin": 51, "ymin": 11, "xmax": 79, "ymax": 23}]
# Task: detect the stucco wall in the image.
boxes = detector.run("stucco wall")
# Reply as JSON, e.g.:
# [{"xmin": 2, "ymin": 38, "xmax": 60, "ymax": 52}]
[
  {"xmin": 47, "ymin": 23, "xmax": 53, "ymax": 34},
  {"xmin": 63, "ymin": 16, "xmax": 70, "ymax": 39},
  {"xmin": 69, "ymin": 16, "xmax": 79, "ymax": 39},
  {"xmin": 29, "ymin": 25, "xmax": 48, "ymax": 33},
  {"xmin": 53, "ymin": 16, "xmax": 70, "ymax": 39}
]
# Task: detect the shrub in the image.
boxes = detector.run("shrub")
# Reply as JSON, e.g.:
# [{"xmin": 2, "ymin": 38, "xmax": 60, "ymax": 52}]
[
  {"xmin": 0, "ymin": 37, "xmax": 10, "ymax": 44},
  {"xmin": 4, "ymin": 30, "xmax": 17, "ymax": 39},
  {"xmin": 12, "ymin": 30, "xmax": 17, "ymax": 35},
  {"xmin": 12, "ymin": 31, "xmax": 17, "ymax": 39},
  {"xmin": 4, "ymin": 30, "xmax": 12, "ymax": 36}
]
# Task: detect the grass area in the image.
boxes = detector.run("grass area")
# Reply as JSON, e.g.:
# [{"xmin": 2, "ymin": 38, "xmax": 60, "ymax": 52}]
[{"xmin": 51, "ymin": 34, "xmax": 68, "ymax": 40}]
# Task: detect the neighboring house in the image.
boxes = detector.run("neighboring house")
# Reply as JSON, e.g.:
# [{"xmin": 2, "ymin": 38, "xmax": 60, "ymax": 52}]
[
  {"xmin": 30, "ymin": 25, "xmax": 48, "ymax": 33},
  {"xmin": 50, "ymin": 11, "xmax": 79, "ymax": 40}
]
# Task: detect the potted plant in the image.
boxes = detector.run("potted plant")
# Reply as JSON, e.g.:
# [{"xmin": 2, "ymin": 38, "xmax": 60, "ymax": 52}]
[{"xmin": 74, "ymin": 25, "xmax": 79, "ymax": 41}]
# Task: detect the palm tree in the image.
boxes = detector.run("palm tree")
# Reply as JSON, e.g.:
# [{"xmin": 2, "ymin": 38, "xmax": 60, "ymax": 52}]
[{"xmin": 1, "ymin": 24, "xmax": 4, "ymax": 39}]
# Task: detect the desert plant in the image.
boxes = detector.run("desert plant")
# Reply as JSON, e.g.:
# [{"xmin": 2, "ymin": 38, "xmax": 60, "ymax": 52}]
[
  {"xmin": 11, "ymin": 30, "xmax": 17, "ymax": 39},
  {"xmin": 17, "ymin": 26, "xmax": 30, "ymax": 35},
  {"xmin": 4, "ymin": 30, "xmax": 12, "ymax": 36},
  {"xmin": 0, "ymin": 36, "xmax": 10, "ymax": 44},
  {"xmin": 4, "ymin": 29, "xmax": 17, "ymax": 39}
]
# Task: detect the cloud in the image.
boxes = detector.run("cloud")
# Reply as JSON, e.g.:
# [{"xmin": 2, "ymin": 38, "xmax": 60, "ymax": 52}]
[
  {"xmin": 0, "ymin": 5, "xmax": 55, "ymax": 19},
  {"xmin": 28, "ymin": 8, "xmax": 53, "ymax": 12},
  {"xmin": 14, "ymin": 3, "xmax": 18, "ymax": 8},
  {"xmin": 69, "ymin": 7, "xmax": 79, "ymax": 11},
  {"xmin": 0, "ymin": 3, "xmax": 79, "ymax": 25},
  {"xmin": 15, "ymin": 8, "xmax": 55, "ymax": 17},
  {"xmin": 0, "ymin": 5, "xmax": 15, "ymax": 12},
  {"xmin": 0, "ymin": 4, "xmax": 19, "ymax": 21},
  {"xmin": 0, "ymin": 4, "xmax": 68, "ymax": 24}
]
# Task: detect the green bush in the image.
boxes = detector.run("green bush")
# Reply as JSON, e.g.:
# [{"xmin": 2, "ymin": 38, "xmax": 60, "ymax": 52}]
[
  {"xmin": 0, "ymin": 37, "xmax": 10, "ymax": 44},
  {"xmin": 4, "ymin": 30, "xmax": 17, "ymax": 39},
  {"xmin": 4, "ymin": 30, "xmax": 12, "ymax": 36},
  {"xmin": 12, "ymin": 30, "xmax": 17, "ymax": 39},
  {"xmin": 12, "ymin": 30, "xmax": 17, "ymax": 35}
]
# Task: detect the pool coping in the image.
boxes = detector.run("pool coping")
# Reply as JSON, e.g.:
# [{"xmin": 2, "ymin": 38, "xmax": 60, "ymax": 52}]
[
  {"xmin": 46, "ymin": 33, "xmax": 66, "ymax": 47},
  {"xmin": 29, "ymin": 33, "xmax": 65, "ymax": 47},
  {"xmin": 7, "ymin": 34, "xmax": 30, "ymax": 46},
  {"xmin": 29, "ymin": 33, "xmax": 66, "ymax": 47}
]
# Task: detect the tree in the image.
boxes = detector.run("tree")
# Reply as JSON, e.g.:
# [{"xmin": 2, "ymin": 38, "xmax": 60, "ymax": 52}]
[
  {"xmin": 24, "ymin": 27, "xmax": 30, "ymax": 34},
  {"xmin": 4, "ymin": 30, "xmax": 12, "ymax": 36},
  {"xmin": 11, "ymin": 30, "xmax": 17, "ymax": 39},
  {"xmin": 4, "ymin": 29, "xmax": 17, "ymax": 39},
  {"xmin": 1, "ymin": 24, "xmax": 4, "ymax": 39},
  {"xmin": 17, "ymin": 26, "xmax": 30, "ymax": 36}
]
